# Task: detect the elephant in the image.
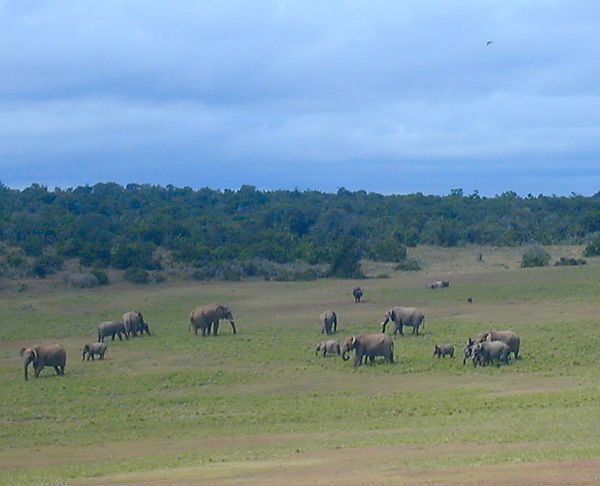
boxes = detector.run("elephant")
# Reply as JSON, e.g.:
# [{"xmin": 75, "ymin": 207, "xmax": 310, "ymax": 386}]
[
  {"xmin": 433, "ymin": 344, "xmax": 454, "ymax": 358},
  {"xmin": 380, "ymin": 306, "xmax": 425, "ymax": 336},
  {"xmin": 352, "ymin": 287, "xmax": 363, "ymax": 303},
  {"xmin": 466, "ymin": 297, "xmax": 473, "ymax": 303},
  {"xmin": 442, "ymin": 280, "xmax": 450, "ymax": 287},
  {"xmin": 97, "ymin": 321, "xmax": 129, "ymax": 342},
  {"xmin": 315, "ymin": 340, "xmax": 341, "ymax": 357},
  {"xmin": 428, "ymin": 281, "xmax": 443, "ymax": 289},
  {"xmin": 82, "ymin": 342, "xmax": 107, "ymax": 361},
  {"xmin": 189, "ymin": 304, "xmax": 236, "ymax": 336},
  {"xmin": 20, "ymin": 344, "xmax": 67, "ymax": 381},
  {"xmin": 341, "ymin": 333, "xmax": 394, "ymax": 367},
  {"xmin": 471, "ymin": 340, "xmax": 511, "ymax": 366},
  {"xmin": 123, "ymin": 311, "xmax": 150, "ymax": 337},
  {"xmin": 462, "ymin": 338, "xmax": 477, "ymax": 365},
  {"xmin": 320, "ymin": 310, "xmax": 337, "ymax": 335},
  {"xmin": 477, "ymin": 330, "xmax": 520, "ymax": 360}
]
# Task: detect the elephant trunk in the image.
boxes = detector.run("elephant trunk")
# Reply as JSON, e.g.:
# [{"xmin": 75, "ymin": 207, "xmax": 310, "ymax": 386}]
[
  {"xmin": 230, "ymin": 320, "xmax": 237, "ymax": 335},
  {"xmin": 341, "ymin": 348, "xmax": 350, "ymax": 361}
]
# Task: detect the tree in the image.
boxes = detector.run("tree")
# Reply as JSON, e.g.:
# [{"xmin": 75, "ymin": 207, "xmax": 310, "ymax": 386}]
[{"xmin": 328, "ymin": 237, "xmax": 364, "ymax": 278}]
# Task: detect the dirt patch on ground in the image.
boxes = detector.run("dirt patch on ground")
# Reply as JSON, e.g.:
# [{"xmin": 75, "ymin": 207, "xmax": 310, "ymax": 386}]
[{"xmin": 73, "ymin": 442, "xmax": 600, "ymax": 486}]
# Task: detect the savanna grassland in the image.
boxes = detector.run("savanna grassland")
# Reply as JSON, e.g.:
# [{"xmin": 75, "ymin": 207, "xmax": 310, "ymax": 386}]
[{"xmin": 1, "ymin": 246, "xmax": 600, "ymax": 485}]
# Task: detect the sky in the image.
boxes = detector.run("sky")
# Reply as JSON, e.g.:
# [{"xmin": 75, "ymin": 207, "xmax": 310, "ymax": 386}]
[{"xmin": 1, "ymin": 1, "xmax": 599, "ymax": 195}]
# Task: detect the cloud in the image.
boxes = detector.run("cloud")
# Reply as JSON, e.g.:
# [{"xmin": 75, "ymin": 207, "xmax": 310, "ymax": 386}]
[{"xmin": 1, "ymin": 0, "xmax": 599, "ymax": 194}]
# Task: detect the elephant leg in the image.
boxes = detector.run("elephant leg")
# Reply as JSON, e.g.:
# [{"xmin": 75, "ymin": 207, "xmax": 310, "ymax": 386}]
[
  {"xmin": 91, "ymin": 354, "xmax": 95, "ymax": 361},
  {"xmin": 399, "ymin": 324, "xmax": 404, "ymax": 336},
  {"xmin": 54, "ymin": 366, "xmax": 61, "ymax": 375},
  {"xmin": 34, "ymin": 366, "xmax": 42, "ymax": 378},
  {"xmin": 213, "ymin": 320, "xmax": 220, "ymax": 336},
  {"xmin": 230, "ymin": 321, "xmax": 237, "ymax": 335}
]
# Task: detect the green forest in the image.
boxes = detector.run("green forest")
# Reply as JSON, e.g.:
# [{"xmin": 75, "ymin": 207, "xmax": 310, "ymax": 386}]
[{"xmin": 1, "ymin": 182, "xmax": 600, "ymax": 280}]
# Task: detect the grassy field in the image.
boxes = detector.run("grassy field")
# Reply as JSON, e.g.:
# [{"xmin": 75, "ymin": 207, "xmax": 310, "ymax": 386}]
[{"xmin": 1, "ymin": 246, "xmax": 600, "ymax": 485}]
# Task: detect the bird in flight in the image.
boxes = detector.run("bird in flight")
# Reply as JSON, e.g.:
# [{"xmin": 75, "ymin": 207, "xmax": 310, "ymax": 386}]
[{"xmin": 486, "ymin": 40, "xmax": 493, "ymax": 46}]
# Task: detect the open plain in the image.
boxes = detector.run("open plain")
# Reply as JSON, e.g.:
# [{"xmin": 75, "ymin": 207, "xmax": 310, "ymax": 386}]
[{"xmin": 1, "ymin": 246, "xmax": 600, "ymax": 485}]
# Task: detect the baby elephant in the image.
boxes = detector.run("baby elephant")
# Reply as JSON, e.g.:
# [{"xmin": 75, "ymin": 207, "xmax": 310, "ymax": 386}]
[
  {"xmin": 82, "ymin": 342, "xmax": 107, "ymax": 361},
  {"xmin": 315, "ymin": 340, "xmax": 341, "ymax": 357},
  {"xmin": 433, "ymin": 344, "xmax": 454, "ymax": 358}
]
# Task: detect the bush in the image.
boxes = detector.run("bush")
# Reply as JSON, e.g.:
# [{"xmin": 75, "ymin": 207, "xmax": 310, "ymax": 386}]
[
  {"xmin": 31, "ymin": 254, "xmax": 64, "ymax": 278},
  {"xmin": 394, "ymin": 258, "xmax": 422, "ymax": 271},
  {"xmin": 583, "ymin": 234, "xmax": 600, "ymax": 257},
  {"xmin": 521, "ymin": 246, "xmax": 551, "ymax": 268},
  {"xmin": 328, "ymin": 237, "xmax": 364, "ymax": 278},
  {"xmin": 153, "ymin": 272, "xmax": 167, "ymax": 283},
  {"xmin": 554, "ymin": 257, "xmax": 586, "ymax": 266},
  {"xmin": 91, "ymin": 269, "xmax": 110, "ymax": 285},
  {"xmin": 124, "ymin": 267, "xmax": 149, "ymax": 284}
]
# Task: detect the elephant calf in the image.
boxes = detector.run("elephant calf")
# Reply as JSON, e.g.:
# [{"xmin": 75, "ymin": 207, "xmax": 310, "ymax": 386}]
[
  {"xmin": 352, "ymin": 287, "xmax": 363, "ymax": 303},
  {"xmin": 98, "ymin": 321, "xmax": 129, "ymax": 342},
  {"xmin": 82, "ymin": 342, "xmax": 107, "ymax": 361},
  {"xmin": 21, "ymin": 344, "xmax": 67, "ymax": 381},
  {"xmin": 433, "ymin": 344, "xmax": 454, "ymax": 358},
  {"xmin": 315, "ymin": 340, "xmax": 341, "ymax": 357}
]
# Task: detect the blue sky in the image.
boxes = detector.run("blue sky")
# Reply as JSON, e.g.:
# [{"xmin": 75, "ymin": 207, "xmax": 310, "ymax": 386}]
[{"xmin": 1, "ymin": 1, "xmax": 599, "ymax": 195}]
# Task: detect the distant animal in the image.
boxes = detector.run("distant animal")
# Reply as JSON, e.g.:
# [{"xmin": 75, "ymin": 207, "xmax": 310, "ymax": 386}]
[
  {"xmin": 429, "ymin": 280, "xmax": 449, "ymax": 289},
  {"xmin": 189, "ymin": 304, "xmax": 236, "ymax": 336},
  {"xmin": 123, "ymin": 311, "xmax": 150, "ymax": 337},
  {"xmin": 97, "ymin": 321, "xmax": 129, "ymax": 342},
  {"xmin": 433, "ymin": 344, "xmax": 454, "ymax": 358},
  {"xmin": 352, "ymin": 287, "xmax": 363, "ymax": 303},
  {"xmin": 472, "ymin": 341, "xmax": 511, "ymax": 366},
  {"xmin": 477, "ymin": 330, "xmax": 520, "ymax": 360},
  {"xmin": 82, "ymin": 342, "xmax": 107, "ymax": 361},
  {"xmin": 467, "ymin": 297, "xmax": 473, "ymax": 303},
  {"xmin": 442, "ymin": 280, "xmax": 450, "ymax": 287},
  {"xmin": 315, "ymin": 340, "xmax": 341, "ymax": 357},
  {"xmin": 320, "ymin": 310, "xmax": 338, "ymax": 335},
  {"xmin": 341, "ymin": 334, "xmax": 394, "ymax": 367},
  {"xmin": 463, "ymin": 338, "xmax": 476, "ymax": 365},
  {"xmin": 20, "ymin": 344, "xmax": 67, "ymax": 381},
  {"xmin": 380, "ymin": 306, "xmax": 425, "ymax": 336},
  {"xmin": 486, "ymin": 40, "xmax": 493, "ymax": 46}
]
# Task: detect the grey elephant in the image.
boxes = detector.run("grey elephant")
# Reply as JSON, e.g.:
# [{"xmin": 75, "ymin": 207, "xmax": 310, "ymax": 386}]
[
  {"xmin": 97, "ymin": 321, "xmax": 129, "ymax": 342},
  {"xmin": 433, "ymin": 344, "xmax": 454, "ymax": 358},
  {"xmin": 123, "ymin": 311, "xmax": 150, "ymax": 337},
  {"xmin": 189, "ymin": 304, "xmax": 236, "ymax": 336},
  {"xmin": 352, "ymin": 287, "xmax": 363, "ymax": 303},
  {"xmin": 428, "ymin": 281, "xmax": 443, "ymax": 289},
  {"xmin": 341, "ymin": 333, "xmax": 394, "ymax": 367},
  {"xmin": 380, "ymin": 306, "xmax": 425, "ymax": 336},
  {"xmin": 477, "ymin": 330, "xmax": 520, "ymax": 360},
  {"xmin": 82, "ymin": 342, "xmax": 107, "ymax": 360},
  {"xmin": 320, "ymin": 310, "xmax": 338, "ymax": 335},
  {"xmin": 471, "ymin": 341, "xmax": 511, "ymax": 366},
  {"xmin": 462, "ymin": 338, "xmax": 477, "ymax": 365},
  {"xmin": 20, "ymin": 344, "xmax": 67, "ymax": 381},
  {"xmin": 315, "ymin": 340, "xmax": 341, "ymax": 357}
]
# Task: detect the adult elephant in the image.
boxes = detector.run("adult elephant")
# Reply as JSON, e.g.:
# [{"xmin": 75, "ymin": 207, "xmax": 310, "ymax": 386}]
[
  {"xmin": 380, "ymin": 306, "xmax": 425, "ymax": 336},
  {"xmin": 20, "ymin": 344, "xmax": 67, "ymax": 381},
  {"xmin": 478, "ymin": 330, "xmax": 520, "ymax": 360},
  {"xmin": 341, "ymin": 333, "xmax": 394, "ymax": 367},
  {"xmin": 189, "ymin": 304, "xmax": 236, "ymax": 336},
  {"xmin": 320, "ymin": 310, "xmax": 337, "ymax": 335},
  {"xmin": 123, "ymin": 311, "xmax": 150, "ymax": 337},
  {"xmin": 98, "ymin": 321, "xmax": 129, "ymax": 342}
]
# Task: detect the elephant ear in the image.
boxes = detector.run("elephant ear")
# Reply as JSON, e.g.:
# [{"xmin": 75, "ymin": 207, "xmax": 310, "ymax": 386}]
[{"xmin": 19, "ymin": 347, "xmax": 27, "ymax": 357}]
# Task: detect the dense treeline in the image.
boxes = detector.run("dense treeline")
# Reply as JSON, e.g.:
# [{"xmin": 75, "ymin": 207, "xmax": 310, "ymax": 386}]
[{"xmin": 0, "ymin": 182, "xmax": 599, "ymax": 278}]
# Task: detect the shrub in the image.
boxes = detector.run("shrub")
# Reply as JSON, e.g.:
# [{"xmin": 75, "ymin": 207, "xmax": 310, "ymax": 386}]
[
  {"xmin": 521, "ymin": 246, "xmax": 551, "ymax": 268},
  {"xmin": 328, "ymin": 237, "xmax": 364, "ymax": 278},
  {"xmin": 394, "ymin": 258, "xmax": 422, "ymax": 271},
  {"xmin": 583, "ymin": 234, "xmax": 600, "ymax": 257},
  {"xmin": 91, "ymin": 269, "xmax": 110, "ymax": 285},
  {"xmin": 153, "ymin": 273, "xmax": 167, "ymax": 283},
  {"xmin": 554, "ymin": 257, "xmax": 586, "ymax": 266},
  {"xmin": 124, "ymin": 267, "xmax": 149, "ymax": 284},
  {"xmin": 31, "ymin": 254, "xmax": 64, "ymax": 278}
]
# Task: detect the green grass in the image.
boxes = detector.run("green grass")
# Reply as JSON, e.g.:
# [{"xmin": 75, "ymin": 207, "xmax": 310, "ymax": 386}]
[{"xmin": 1, "ymin": 246, "xmax": 600, "ymax": 485}]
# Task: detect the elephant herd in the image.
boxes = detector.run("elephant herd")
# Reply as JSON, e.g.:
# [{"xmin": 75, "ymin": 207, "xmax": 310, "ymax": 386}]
[
  {"xmin": 316, "ymin": 290, "xmax": 521, "ymax": 368},
  {"xmin": 20, "ymin": 285, "xmax": 521, "ymax": 380},
  {"xmin": 20, "ymin": 304, "xmax": 236, "ymax": 381}
]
